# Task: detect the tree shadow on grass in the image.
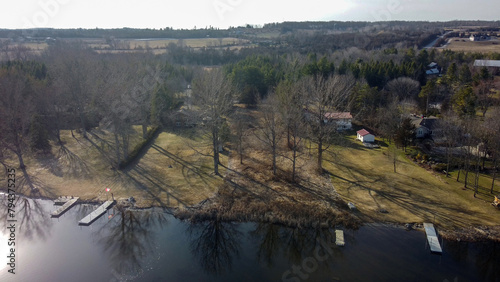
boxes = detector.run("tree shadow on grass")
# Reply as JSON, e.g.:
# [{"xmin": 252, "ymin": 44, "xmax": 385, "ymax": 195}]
[
  {"xmin": 148, "ymin": 144, "xmax": 218, "ymax": 185},
  {"xmin": 325, "ymin": 158, "xmax": 475, "ymax": 227},
  {"xmin": 120, "ymin": 165, "xmax": 189, "ymax": 208},
  {"xmin": 55, "ymin": 144, "xmax": 93, "ymax": 178}
]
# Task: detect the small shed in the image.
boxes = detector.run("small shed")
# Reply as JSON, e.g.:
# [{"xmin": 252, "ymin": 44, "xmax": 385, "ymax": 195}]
[{"xmin": 357, "ymin": 129, "xmax": 375, "ymax": 143}]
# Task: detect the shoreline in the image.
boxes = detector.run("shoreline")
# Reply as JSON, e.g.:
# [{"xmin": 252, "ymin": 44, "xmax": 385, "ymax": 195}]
[{"xmin": 4, "ymin": 191, "xmax": 500, "ymax": 243}]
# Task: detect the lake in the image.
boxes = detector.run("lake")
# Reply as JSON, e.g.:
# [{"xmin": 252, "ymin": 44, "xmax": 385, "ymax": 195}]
[{"xmin": 0, "ymin": 197, "xmax": 499, "ymax": 282}]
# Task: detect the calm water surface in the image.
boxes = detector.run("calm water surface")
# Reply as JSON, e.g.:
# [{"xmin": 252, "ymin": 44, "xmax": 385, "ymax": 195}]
[{"xmin": 0, "ymin": 197, "xmax": 499, "ymax": 282}]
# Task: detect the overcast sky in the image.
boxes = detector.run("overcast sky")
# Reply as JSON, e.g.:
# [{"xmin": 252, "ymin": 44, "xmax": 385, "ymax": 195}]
[{"xmin": 1, "ymin": 0, "xmax": 499, "ymax": 30}]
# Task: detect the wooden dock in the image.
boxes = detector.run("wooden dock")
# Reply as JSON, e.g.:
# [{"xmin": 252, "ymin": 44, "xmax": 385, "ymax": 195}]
[
  {"xmin": 424, "ymin": 223, "xmax": 442, "ymax": 253},
  {"xmin": 54, "ymin": 196, "xmax": 75, "ymax": 205},
  {"xmin": 335, "ymin": 230, "xmax": 345, "ymax": 246},
  {"xmin": 51, "ymin": 197, "xmax": 79, "ymax": 217},
  {"xmin": 78, "ymin": 201, "xmax": 115, "ymax": 226}
]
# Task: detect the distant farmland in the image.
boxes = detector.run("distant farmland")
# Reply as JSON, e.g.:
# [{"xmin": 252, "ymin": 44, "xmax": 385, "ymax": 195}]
[
  {"xmin": 443, "ymin": 37, "xmax": 500, "ymax": 53},
  {"xmin": 1, "ymin": 37, "xmax": 253, "ymax": 56}
]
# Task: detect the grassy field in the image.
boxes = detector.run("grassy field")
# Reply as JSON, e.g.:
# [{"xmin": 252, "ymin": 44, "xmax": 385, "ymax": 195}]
[
  {"xmin": 323, "ymin": 134, "xmax": 500, "ymax": 229},
  {"xmin": 4, "ymin": 37, "xmax": 252, "ymax": 56},
  {"xmin": 2, "ymin": 127, "xmax": 225, "ymax": 208},
  {"xmin": 443, "ymin": 37, "xmax": 500, "ymax": 53}
]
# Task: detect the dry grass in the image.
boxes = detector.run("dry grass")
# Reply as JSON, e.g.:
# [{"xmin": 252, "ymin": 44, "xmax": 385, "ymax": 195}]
[
  {"xmin": 1, "ymin": 127, "xmax": 224, "ymax": 208},
  {"xmin": 323, "ymin": 135, "xmax": 500, "ymax": 229},
  {"xmin": 178, "ymin": 108, "xmax": 359, "ymax": 228},
  {"xmin": 443, "ymin": 37, "xmax": 500, "ymax": 53}
]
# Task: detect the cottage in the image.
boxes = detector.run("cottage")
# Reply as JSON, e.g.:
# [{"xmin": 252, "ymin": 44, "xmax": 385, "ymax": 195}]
[
  {"xmin": 356, "ymin": 129, "xmax": 375, "ymax": 143},
  {"xmin": 170, "ymin": 109, "xmax": 197, "ymax": 127},
  {"xmin": 324, "ymin": 112, "xmax": 353, "ymax": 131},
  {"xmin": 411, "ymin": 116, "xmax": 438, "ymax": 138}
]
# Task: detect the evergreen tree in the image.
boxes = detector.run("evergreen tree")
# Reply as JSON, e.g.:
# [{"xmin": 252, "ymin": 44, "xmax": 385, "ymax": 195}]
[{"xmin": 29, "ymin": 114, "xmax": 51, "ymax": 153}]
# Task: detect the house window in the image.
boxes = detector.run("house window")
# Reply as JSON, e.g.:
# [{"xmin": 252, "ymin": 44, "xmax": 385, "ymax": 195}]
[{"xmin": 176, "ymin": 122, "xmax": 181, "ymax": 127}]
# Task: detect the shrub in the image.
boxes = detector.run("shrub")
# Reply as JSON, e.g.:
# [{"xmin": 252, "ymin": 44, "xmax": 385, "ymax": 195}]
[{"xmin": 432, "ymin": 163, "xmax": 448, "ymax": 172}]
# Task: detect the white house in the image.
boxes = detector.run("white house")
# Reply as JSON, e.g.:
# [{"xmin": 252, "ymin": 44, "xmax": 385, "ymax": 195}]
[
  {"xmin": 324, "ymin": 112, "xmax": 353, "ymax": 131},
  {"xmin": 357, "ymin": 129, "xmax": 375, "ymax": 143}
]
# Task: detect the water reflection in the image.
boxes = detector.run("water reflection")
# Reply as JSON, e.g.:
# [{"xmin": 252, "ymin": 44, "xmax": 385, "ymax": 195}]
[
  {"xmin": 473, "ymin": 242, "xmax": 500, "ymax": 281},
  {"xmin": 92, "ymin": 206, "xmax": 168, "ymax": 279},
  {"xmin": 188, "ymin": 219, "xmax": 242, "ymax": 275},
  {"xmin": 0, "ymin": 196, "xmax": 52, "ymax": 241},
  {"xmin": 251, "ymin": 222, "xmax": 340, "ymax": 278}
]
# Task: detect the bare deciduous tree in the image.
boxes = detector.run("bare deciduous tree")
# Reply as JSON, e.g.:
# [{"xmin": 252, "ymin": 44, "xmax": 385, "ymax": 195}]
[
  {"xmin": 276, "ymin": 80, "xmax": 305, "ymax": 182},
  {"xmin": 0, "ymin": 67, "xmax": 37, "ymax": 192},
  {"xmin": 192, "ymin": 68, "xmax": 234, "ymax": 175},
  {"xmin": 386, "ymin": 77, "xmax": 420, "ymax": 102},
  {"xmin": 436, "ymin": 112, "xmax": 461, "ymax": 177},
  {"xmin": 303, "ymin": 74, "xmax": 354, "ymax": 171},
  {"xmin": 255, "ymin": 93, "xmax": 284, "ymax": 176},
  {"xmin": 45, "ymin": 42, "xmax": 98, "ymax": 138}
]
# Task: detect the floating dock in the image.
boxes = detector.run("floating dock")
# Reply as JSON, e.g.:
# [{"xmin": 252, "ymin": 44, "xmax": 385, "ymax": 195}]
[
  {"xmin": 424, "ymin": 223, "xmax": 442, "ymax": 253},
  {"xmin": 51, "ymin": 197, "xmax": 79, "ymax": 217},
  {"xmin": 78, "ymin": 200, "xmax": 115, "ymax": 226},
  {"xmin": 54, "ymin": 196, "xmax": 75, "ymax": 205},
  {"xmin": 335, "ymin": 230, "xmax": 345, "ymax": 246}
]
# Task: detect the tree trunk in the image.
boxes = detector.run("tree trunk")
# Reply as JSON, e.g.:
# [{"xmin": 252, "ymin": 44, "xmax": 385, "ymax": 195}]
[
  {"xmin": 15, "ymin": 149, "xmax": 36, "ymax": 192},
  {"xmin": 492, "ymin": 158, "xmax": 497, "ymax": 194},
  {"xmin": 287, "ymin": 125, "xmax": 290, "ymax": 148},
  {"xmin": 238, "ymin": 132, "xmax": 243, "ymax": 165},
  {"xmin": 457, "ymin": 167, "xmax": 461, "ymax": 182},
  {"xmin": 213, "ymin": 129, "xmax": 219, "ymax": 175},
  {"xmin": 474, "ymin": 153, "xmax": 481, "ymax": 196},
  {"xmin": 77, "ymin": 107, "xmax": 87, "ymax": 138},
  {"xmin": 292, "ymin": 136, "xmax": 297, "ymax": 182},
  {"xmin": 464, "ymin": 165, "xmax": 469, "ymax": 189},
  {"xmin": 446, "ymin": 146, "xmax": 450, "ymax": 177},
  {"xmin": 317, "ymin": 138, "xmax": 323, "ymax": 172},
  {"xmin": 393, "ymin": 152, "xmax": 397, "ymax": 173}
]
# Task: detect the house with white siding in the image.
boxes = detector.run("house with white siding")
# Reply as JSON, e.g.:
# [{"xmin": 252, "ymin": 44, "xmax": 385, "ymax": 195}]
[
  {"xmin": 324, "ymin": 112, "xmax": 353, "ymax": 131},
  {"xmin": 357, "ymin": 129, "xmax": 375, "ymax": 143}
]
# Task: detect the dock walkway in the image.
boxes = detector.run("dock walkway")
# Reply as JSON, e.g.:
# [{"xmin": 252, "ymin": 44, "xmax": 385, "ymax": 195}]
[
  {"xmin": 424, "ymin": 223, "xmax": 442, "ymax": 253},
  {"xmin": 54, "ymin": 196, "xmax": 74, "ymax": 205},
  {"xmin": 51, "ymin": 197, "xmax": 79, "ymax": 217},
  {"xmin": 335, "ymin": 230, "xmax": 345, "ymax": 246},
  {"xmin": 78, "ymin": 200, "xmax": 115, "ymax": 226}
]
